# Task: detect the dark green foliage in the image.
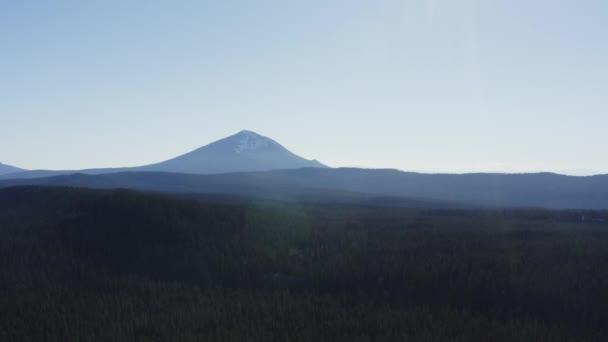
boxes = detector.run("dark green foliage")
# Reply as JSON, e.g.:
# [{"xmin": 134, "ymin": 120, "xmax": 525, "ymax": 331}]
[{"xmin": 1, "ymin": 186, "xmax": 607, "ymax": 341}]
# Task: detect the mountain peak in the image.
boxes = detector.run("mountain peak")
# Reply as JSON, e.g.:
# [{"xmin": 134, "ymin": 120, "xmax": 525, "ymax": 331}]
[
  {"xmin": 236, "ymin": 129, "xmax": 260, "ymax": 136},
  {"xmin": 229, "ymin": 130, "xmax": 278, "ymax": 153}
]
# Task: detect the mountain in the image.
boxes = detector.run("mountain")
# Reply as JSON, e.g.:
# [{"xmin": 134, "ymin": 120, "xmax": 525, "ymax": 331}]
[
  {"xmin": 0, "ymin": 162, "xmax": 24, "ymax": 176},
  {"xmin": 3, "ymin": 168, "xmax": 608, "ymax": 209},
  {"xmin": 0, "ymin": 130, "xmax": 327, "ymax": 179},
  {"xmin": 138, "ymin": 130, "xmax": 327, "ymax": 174}
]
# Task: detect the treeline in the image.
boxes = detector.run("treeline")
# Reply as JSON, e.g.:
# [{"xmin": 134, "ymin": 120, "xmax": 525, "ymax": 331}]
[{"xmin": 1, "ymin": 186, "xmax": 607, "ymax": 341}]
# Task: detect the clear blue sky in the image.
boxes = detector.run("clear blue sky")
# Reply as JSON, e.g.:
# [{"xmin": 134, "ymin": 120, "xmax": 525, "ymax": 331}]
[{"xmin": 1, "ymin": 1, "xmax": 606, "ymax": 175}]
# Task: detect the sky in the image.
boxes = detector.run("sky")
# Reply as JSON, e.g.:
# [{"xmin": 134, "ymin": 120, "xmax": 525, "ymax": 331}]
[{"xmin": 1, "ymin": 0, "xmax": 607, "ymax": 175}]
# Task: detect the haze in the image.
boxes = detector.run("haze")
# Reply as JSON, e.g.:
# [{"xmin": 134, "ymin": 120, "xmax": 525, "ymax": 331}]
[{"xmin": 1, "ymin": 1, "xmax": 606, "ymax": 175}]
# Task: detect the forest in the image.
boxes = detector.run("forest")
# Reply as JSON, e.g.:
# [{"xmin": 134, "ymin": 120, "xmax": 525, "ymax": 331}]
[{"xmin": 1, "ymin": 186, "xmax": 607, "ymax": 341}]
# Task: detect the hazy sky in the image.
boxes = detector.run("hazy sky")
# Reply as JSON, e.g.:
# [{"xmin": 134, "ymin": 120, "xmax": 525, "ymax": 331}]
[{"xmin": 1, "ymin": 1, "xmax": 606, "ymax": 175}]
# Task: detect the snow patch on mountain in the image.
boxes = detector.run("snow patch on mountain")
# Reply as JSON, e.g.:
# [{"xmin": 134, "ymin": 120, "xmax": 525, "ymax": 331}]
[{"xmin": 233, "ymin": 130, "xmax": 278, "ymax": 153}]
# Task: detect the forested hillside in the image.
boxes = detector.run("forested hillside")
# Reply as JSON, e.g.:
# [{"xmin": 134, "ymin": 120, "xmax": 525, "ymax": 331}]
[{"xmin": 1, "ymin": 186, "xmax": 607, "ymax": 341}]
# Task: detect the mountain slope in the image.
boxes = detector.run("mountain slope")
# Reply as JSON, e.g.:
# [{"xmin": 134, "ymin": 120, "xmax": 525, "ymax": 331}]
[
  {"xmin": 0, "ymin": 162, "xmax": 24, "ymax": 176},
  {"xmin": 2, "ymin": 168, "xmax": 608, "ymax": 209},
  {"xmin": 0, "ymin": 130, "xmax": 327, "ymax": 179}
]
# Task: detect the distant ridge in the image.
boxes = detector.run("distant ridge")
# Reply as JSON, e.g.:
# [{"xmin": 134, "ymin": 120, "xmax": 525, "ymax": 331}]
[
  {"xmin": 3, "ymin": 168, "xmax": 608, "ymax": 209},
  {"xmin": 0, "ymin": 130, "xmax": 327, "ymax": 179}
]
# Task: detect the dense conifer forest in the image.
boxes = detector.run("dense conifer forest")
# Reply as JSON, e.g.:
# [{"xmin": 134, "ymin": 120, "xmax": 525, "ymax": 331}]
[{"xmin": 1, "ymin": 186, "xmax": 607, "ymax": 341}]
